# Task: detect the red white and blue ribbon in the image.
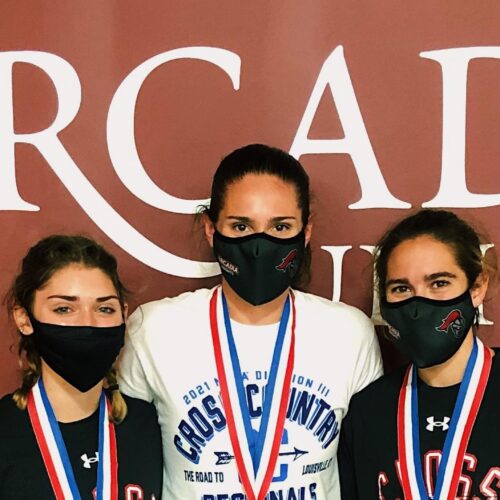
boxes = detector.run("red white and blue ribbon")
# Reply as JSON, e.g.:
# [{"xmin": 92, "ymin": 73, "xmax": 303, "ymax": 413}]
[
  {"xmin": 397, "ymin": 336, "xmax": 492, "ymax": 499},
  {"xmin": 209, "ymin": 287, "xmax": 295, "ymax": 500},
  {"xmin": 27, "ymin": 378, "xmax": 118, "ymax": 500}
]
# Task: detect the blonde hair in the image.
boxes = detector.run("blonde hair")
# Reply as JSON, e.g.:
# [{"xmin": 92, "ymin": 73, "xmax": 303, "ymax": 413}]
[
  {"xmin": 105, "ymin": 367, "xmax": 128, "ymax": 423},
  {"xmin": 12, "ymin": 334, "xmax": 40, "ymax": 410}
]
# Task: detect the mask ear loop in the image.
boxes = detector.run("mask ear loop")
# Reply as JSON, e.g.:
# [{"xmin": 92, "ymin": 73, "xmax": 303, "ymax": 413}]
[
  {"xmin": 472, "ymin": 307, "xmax": 480, "ymax": 329},
  {"xmin": 469, "ymin": 279, "xmax": 481, "ymax": 329}
]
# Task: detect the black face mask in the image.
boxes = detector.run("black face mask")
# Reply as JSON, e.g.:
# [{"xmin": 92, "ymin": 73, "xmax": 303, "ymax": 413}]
[
  {"xmin": 212, "ymin": 230, "xmax": 305, "ymax": 306},
  {"xmin": 30, "ymin": 316, "xmax": 125, "ymax": 393},
  {"xmin": 380, "ymin": 290, "xmax": 476, "ymax": 368}
]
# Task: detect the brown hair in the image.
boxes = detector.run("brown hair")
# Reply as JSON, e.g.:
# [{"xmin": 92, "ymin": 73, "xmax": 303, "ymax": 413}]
[
  {"xmin": 199, "ymin": 144, "xmax": 312, "ymax": 288},
  {"xmin": 6, "ymin": 235, "xmax": 128, "ymax": 423},
  {"xmin": 374, "ymin": 209, "xmax": 497, "ymax": 301}
]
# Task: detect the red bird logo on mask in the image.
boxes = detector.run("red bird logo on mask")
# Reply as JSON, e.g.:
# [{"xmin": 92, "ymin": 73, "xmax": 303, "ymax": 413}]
[
  {"xmin": 435, "ymin": 309, "xmax": 465, "ymax": 337},
  {"xmin": 276, "ymin": 249, "xmax": 298, "ymax": 272}
]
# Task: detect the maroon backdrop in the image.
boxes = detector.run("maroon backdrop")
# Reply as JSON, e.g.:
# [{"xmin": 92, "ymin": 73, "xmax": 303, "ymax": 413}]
[{"xmin": 1, "ymin": 1, "xmax": 500, "ymax": 395}]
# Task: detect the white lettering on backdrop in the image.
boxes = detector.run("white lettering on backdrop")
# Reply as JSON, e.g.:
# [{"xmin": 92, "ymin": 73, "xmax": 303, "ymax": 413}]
[
  {"xmin": 421, "ymin": 47, "xmax": 500, "ymax": 207},
  {"xmin": 107, "ymin": 47, "xmax": 240, "ymax": 213},
  {"xmin": 290, "ymin": 46, "xmax": 410, "ymax": 209},
  {"xmin": 0, "ymin": 46, "xmax": 496, "ymax": 324},
  {"xmin": 0, "ymin": 48, "xmax": 240, "ymax": 278}
]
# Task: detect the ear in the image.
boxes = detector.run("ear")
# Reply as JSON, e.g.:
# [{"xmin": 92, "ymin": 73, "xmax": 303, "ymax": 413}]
[
  {"xmin": 13, "ymin": 307, "xmax": 34, "ymax": 335},
  {"xmin": 122, "ymin": 302, "xmax": 129, "ymax": 322},
  {"xmin": 304, "ymin": 215, "xmax": 313, "ymax": 247},
  {"xmin": 204, "ymin": 213, "xmax": 216, "ymax": 249},
  {"xmin": 471, "ymin": 271, "xmax": 489, "ymax": 308}
]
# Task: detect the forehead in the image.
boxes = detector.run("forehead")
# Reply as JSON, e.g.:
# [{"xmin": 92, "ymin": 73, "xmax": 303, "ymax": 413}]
[
  {"xmin": 387, "ymin": 235, "xmax": 462, "ymax": 278},
  {"xmin": 39, "ymin": 264, "xmax": 117, "ymax": 295},
  {"xmin": 223, "ymin": 173, "xmax": 300, "ymax": 213}
]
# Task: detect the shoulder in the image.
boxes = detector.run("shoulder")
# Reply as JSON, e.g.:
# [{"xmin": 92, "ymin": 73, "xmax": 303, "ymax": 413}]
[
  {"xmin": 348, "ymin": 365, "xmax": 407, "ymax": 413},
  {"xmin": 492, "ymin": 347, "xmax": 500, "ymax": 364},
  {"xmin": 293, "ymin": 290, "xmax": 375, "ymax": 337},
  {"xmin": 118, "ymin": 395, "xmax": 161, "ymax": 442},
  {"xmin": 121, "ymin": 394, "xmax": 159, "ymax": 425},
  {"xmin": 127, "ymin": 287, "xmax": 215, "ymax": 341},
  {"xmin": 115, "ymin": 395, "xmax": 163, "ymax": 468},
  {"xmin": 294, "ymin": 290, "xmax": 371, "ymax": 322},
  {"xmin": 0, "ymin": 393, "xmax": 29, "ymax": 434},
  {"xmin": 489, "ymin": 347, "xmax": 500, "ymax": 381},
  {"xmin": 0, "ymin": 393, "xmax": 22, "ymax": 418},
  {"xmin": 131, "ymin": 287, "xmax": 214, "ymax": 320}
]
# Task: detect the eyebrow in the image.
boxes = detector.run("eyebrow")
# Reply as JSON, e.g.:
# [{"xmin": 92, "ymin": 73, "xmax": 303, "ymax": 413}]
[
  {"xmin": 226, "ymin": 216, "xmax": 297, "ymax": 222},
  {"xmin": 96, "ymin": 295, "xmax": 120, "ymax": 302},
  {"xmin": 47, "ymin": 295, "xmax": 78, "ymax": 301},
  {"xmin": 426, "ymin": 272, "xmax": 458, "ymax": 280},
  {"xmin": 385, "ymin": 278, "xmax": 410, "ymax": 287},
  {"xmin": 386, "ymin": 271, "xmax": 458, "ymax": 287},
  {"xmin": 47, "ymin": 295, "xmax": 120, "ymax": 302}
]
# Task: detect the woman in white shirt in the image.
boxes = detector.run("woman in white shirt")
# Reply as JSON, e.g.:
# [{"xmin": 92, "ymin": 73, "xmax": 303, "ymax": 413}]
[{"xmin": 119, "ymin": 143, "xmax": 382, "ymax": 500}]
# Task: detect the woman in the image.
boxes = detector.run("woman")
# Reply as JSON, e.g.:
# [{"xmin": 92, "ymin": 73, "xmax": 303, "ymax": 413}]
[
  {"xmin": 0, "ymin": 235, "xmax": 163, "ymax": 499},
  {"xmin": 119, "ymin": 143, "xmax": 382, "ymax": 499},
  {"xmin": 338, "ymin": 209, "xmax": 500, "ymax": 499}
]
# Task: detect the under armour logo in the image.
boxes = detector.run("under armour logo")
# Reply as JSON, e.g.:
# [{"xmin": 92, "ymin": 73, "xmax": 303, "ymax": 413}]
[
  {"xmin": 80, "ymin": 452, "xmax": 99, "ymax": 469},
  {"xmin": 426, "ymin": 416, "xmax": 450, "ymax": 432}
]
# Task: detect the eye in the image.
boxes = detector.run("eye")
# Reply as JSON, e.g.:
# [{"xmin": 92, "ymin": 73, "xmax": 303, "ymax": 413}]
[
  {"xmin": 388, "ymin": 285, "xmax": 410, "ymax": 295},
  {"xmin": 98, "ymin": 305, "xmax": 117, "ymax": 314},
  {"xmin": 53, "ymin": 306, "xmax": 72, "ymax": 314},
  {"xmin": 431, "ymin": 280, "xmax": 449, "ymax": 289},
  {"xmin": 232, "ymin": 223, "xmax": 248, "ymax": 232},
  {"xmin": 274, "ymin": 224, "xmax": 290, "ymax": 232}
]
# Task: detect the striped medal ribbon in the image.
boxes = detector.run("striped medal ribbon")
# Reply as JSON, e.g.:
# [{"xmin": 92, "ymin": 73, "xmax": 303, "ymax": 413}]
[
  {"xmin": 209, "ymin": 287, "xmax": 295, "ymax": 500},
  {"xmin": 27, "ymin": 378, "xmax": 118, "ymax": 500},
  {"xmin": 397, "ymin": 336, "xmax": 492, "ymax": 499}
]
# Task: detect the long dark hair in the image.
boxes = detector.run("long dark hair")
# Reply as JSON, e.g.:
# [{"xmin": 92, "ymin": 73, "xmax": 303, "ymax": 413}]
[{"xmin": 201, "ymin": 144, "xmax": 312, "ymax": 288}]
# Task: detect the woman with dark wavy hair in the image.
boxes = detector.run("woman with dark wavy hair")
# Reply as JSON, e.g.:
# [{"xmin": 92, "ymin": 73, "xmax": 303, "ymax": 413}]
[
  {"xmin": 339, "ymin": 209, "xmax": 499, "ymax": 499},
  {"xmin": 0, "ymin": 235, "xmax": 163, "ymax": 499}
]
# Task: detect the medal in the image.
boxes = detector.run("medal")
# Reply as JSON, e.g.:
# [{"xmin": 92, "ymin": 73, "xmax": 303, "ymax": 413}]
[
  {"xmin": 209, "ymin": 287, "xmax": 295, "ymax": 500},
  {"xmin": 27, "ymin": 379, "xmax": 118, "ymax": 499},
  {"xmin": 397, "ymin": 336, "xmax": 492, "ymax": 499}
]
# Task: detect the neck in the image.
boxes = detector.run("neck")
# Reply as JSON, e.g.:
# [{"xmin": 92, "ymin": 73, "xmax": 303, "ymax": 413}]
[
  {"xmin": 40, "ymin": 361, "xmax": 102, "ymax": 423},
  {"xmin": 221, "ymin": 280, "xmax": 289, "ymax": 325},
  {"xmin": 418, "ymin": 329, "xmax": 475, "ymax": 387}
]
